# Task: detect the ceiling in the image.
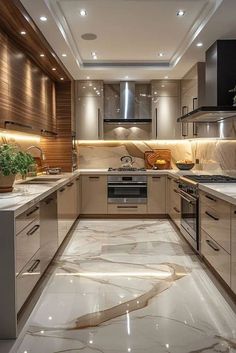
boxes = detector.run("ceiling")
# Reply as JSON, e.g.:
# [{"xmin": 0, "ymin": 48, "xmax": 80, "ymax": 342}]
[{"xmin": 20, "ymin": 0, "xmax": 236, "ymax": 81}]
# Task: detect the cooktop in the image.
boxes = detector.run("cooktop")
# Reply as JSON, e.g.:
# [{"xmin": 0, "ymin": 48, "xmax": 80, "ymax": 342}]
[{"xmin": 184, "ymin": 175, "xmax": 236, "ymax": 183}]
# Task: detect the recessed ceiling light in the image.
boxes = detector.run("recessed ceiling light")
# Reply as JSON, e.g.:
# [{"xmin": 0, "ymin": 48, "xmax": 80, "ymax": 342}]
[
  {"xmin": 80, "ymin": 9, "xmax": 87, "ymax": 17},
  {"xmin": 87, "ymin": 76, "xmax": 90, "ymax": 79},
  {"xmin": 161, "ymin": 85, "xmax": 165, "ymax": 88},
  {"xmin": 40, "ymin": 54, "xmax": 45, "ymax": 57},
  {"xmin": 91, "ymin": 51, "xmax": 97, "ymax": 59},
  {"xmin": 52, "ymin": 68, "xmax": 56, "ymax": 71},
  {"xmin": 158, "ymin": 52, "xmax": 164, "ymax": 57},
  {"xmin": 60, "ymin": 77, "xmax": 64, "ymax": 81},
  {"xmin": 92, "ymin": 55, "xmax": 97, "ymax": 60},
  {"xmin": 177, "ymin": 9, "xmax": 185, "ymax": 16},
  {"xmin": 164, "ymin": 76, "xmax": 169, "ymax": 79},
  {"xmin": 20, "ymin": 31, "xmax": 26, "ymax": 35},
  {"xmin": 125, "ymin": 76, "xmax": 129, "ymax": 79},
  {"xmin": 62, "ymin": 53, "xmax": 67, "ymax": 57},
  {"xmin": 196, "ymin": 42, "xmax": 203, "ymax": 47},
  {"xmin": 40, "ymin": 16, "xmax": 47, "ymax": 22}
]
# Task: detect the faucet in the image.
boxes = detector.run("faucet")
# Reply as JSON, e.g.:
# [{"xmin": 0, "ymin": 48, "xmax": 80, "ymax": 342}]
[{"xmin": 26, "ymin": 146, "xmax": 46, "ymax": 161}]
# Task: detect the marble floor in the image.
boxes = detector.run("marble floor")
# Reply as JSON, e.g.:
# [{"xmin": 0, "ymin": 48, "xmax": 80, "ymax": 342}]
[{"xmin": 14, "ymin": 219, "xmax": 236, "ymax": 353}]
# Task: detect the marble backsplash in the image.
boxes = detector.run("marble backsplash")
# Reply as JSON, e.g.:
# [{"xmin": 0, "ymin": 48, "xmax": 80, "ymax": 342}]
[{"xmin": 77, "ymin": 139, "xmax": 236, "ymax": 171}]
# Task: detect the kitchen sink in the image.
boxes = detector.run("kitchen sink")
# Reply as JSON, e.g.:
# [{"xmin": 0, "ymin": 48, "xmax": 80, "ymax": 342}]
[{"xmin": 20, "ymin": 177, "xmax": 62, "ymax": 185}]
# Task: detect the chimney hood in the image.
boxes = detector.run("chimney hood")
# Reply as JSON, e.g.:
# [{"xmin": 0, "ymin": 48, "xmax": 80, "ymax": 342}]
[
  {"xmin": 178, "ymin": 40, "xmax": 236, "ymax": 123},
  {"xmin": 104, "ymin": 81, "xmax": 152, "ymax": 123}
]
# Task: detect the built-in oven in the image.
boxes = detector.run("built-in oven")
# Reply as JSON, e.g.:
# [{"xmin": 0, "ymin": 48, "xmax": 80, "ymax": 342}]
[
  {"xmin": 108, "ymin": 175, "xmax": 147, "ymax": 204},
  {"xmin": 178, "ymin": 181, "xmax": 199, "ymax": 251}
]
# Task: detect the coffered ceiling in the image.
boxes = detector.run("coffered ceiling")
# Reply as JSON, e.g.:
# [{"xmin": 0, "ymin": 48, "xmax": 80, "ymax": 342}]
[{"xmin": 20, "ymin": 0, "xmax": 236, "ymax": 80}]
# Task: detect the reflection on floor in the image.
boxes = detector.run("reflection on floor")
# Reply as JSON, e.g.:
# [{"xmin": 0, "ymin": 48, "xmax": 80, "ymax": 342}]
[{"xmin": 15, "ymin": 219, "xmax": 236, "ymax": 353}]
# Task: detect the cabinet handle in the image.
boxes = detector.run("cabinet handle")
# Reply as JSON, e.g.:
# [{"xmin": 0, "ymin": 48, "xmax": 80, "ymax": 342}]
[
  {"xmin": 45, "ymin": 197, "xmax": 54, "ymax": 204},
  {"xmin": 167, "ymin": 176, "xmax": 171, "ymax": 180},
  {"xmin": 27, "ymin": 224, "xmax": 40, "ymax": 236},
  {"xmin": 234, "ymin": 210, "xmax": 236, "ymax": 214},
  {"xmin": 155, "ymin": 108, "xmax": 158, "ymax": 138},
  {"xmin": 59, "ymin": 187, "xmax": 66, "ymax": 192},
  {"xmin": 181, "ymin": 106, "xmax": 189, "ymax": 137},
  {"xmin": 98, "ymin": 108, "xmax": 101, "ymax": 139},
  {"xmin": 205, "ymin": 194, "xmax": 216, "ymax": 202},
  {"xmin": 76, "ymin": 177, "xmax": 80, "ymax": 181},
  {"xmin": 27, "ymin": 259, "xmax": 40, "ymax": 273},
  {"xmin": 193, "ymin": 97, "xmax": 198, "ymax": 110},
  {"xmin": 205, "ymin": 211, "xmax": 219, "ymax": 221},
  {"xmin": 41, "ymin": 129, "xmax": 57, "ymax": 137},
  {"xmin": 193, "ymin": 123, "xmax": 198, "ymax": 136},
  {"xmin": 174, "ymin": 188, "xmax": 179, "ymax": 194},
  {"xmin": 26, "ymin": 206, "xmax": 39, "ymax": 217},
  {"xmin": 152, "ymin": 176, "xmax": 161, "ymax": 179},
  {"xmin": 67, "ymin": 182, "xmax": 74, "ymax": 187},
  {"xmin": 173, "ymin": 207, "xmax": 180, "ymax": 213},
  {"xmin": 89, "ymin": 176, "xmax": 100, "ymax": 179},
  {"xmin": 206, "ymin": 239, "xmax": 220, "ymax": 252},
  {"xmin": 174, "ymin": 179, "xmax": 179, "ymax": 184},
  {"xmin": 117, "ymin": 206, "xmax": 138, "ymax": 209},
  {"xmin": 4, "ymin": 120, "xmax": 33, "ymax": 130}
]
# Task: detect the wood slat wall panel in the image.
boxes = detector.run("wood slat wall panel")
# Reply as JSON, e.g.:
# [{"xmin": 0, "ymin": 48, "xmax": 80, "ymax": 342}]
[
  {"xmin": 41, "ymin": 82, "xmax": 73, "ymax": 172},
  {"xmin": 0, "ymin": 29, "xmax": 56, "ymax": 133}
]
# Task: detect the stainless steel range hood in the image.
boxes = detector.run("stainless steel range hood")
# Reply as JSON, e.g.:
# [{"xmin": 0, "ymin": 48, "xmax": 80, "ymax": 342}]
[
  {"xmin": 178, "ymin": 40, "xmax": 236, "ymax": 123},
  {"xmin": 104, "ymin": 81, "xmax": 152, "ymax": 123}
]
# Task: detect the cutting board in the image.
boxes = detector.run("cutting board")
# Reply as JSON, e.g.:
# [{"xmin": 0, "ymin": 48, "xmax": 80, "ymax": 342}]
[{"xmin": 144, "ymin": 149, "xmax": 172, "ymax": 169}]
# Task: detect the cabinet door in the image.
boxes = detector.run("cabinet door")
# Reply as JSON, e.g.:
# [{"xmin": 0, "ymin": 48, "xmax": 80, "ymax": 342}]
[
  {"xmin": 231, "ymin": 207, "xmax": 236, "ymax": 294},
  {"xmin": 40, "ymin": 193, "xmax": 58, "ymax": 272},
  {"xmin": 75, "ymin": 176, "xmax": 80, "ymax": 216},
  {"xmin": 76, "ymin": 96, "xmax": 103, "ymax": 140},
  {"xmin": 147, "ymin": 176, "xmax": 166, "ymax": 214},
  {"xmin": 153, "ymin": 96, "xmax": 180, "ymax": 139},
  {"xmin": 81, "ymin": 175, "xmax": 107, "ymax": 214}
]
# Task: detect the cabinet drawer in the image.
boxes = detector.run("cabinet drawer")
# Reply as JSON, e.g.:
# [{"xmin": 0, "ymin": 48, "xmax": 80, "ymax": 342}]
[
  {"xmin": 147, "ymin": 176, "xmax": 166, "ymax": 214},
  {"xmin": 201, "ymin": 229, "xmax": 230, "ymax": 286},
  {"xmin": 16, "ymin": 205, "xmax": 40, "ymax": 234},
  {"xmin": 108, "ymin": 204, "xmax": 147, "ymax": 214},
  {"xmin": 16, "ymin": 250, "xmax": 41, "ymax": 312},
  {"xmin": 16, "ymin": 218, "xmax": 40, "ymax": 274},
  {"xmin": 200, "ymin": 202, "xmax": 230, "ymax": 253},
  {"xmin": 169, "ymin": 204, "xmax": 181, "ymax": 228}
]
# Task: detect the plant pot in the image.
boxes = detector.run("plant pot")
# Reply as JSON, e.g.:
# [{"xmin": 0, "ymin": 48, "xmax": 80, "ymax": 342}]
[{"xmin": 0, "ymin": 174, "xmax": 16, "ymax": 193}]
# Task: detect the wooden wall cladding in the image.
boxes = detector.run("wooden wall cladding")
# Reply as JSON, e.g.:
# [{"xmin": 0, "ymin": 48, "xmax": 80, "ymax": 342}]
[
  {"xmin": 41, "ymin": 82, "xmax": 74, "ymax": 172},
  {"xmin": 0, "ymin": 30, "xmax": 56, "ymax": 134}
]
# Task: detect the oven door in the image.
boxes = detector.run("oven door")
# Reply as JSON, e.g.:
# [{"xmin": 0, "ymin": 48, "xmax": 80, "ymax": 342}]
[
  {"xmin": 180, "ymin": 190, "xmax": 199, "ymax": 250},
  {"xmin": 108, "ymin": 183, "xmax": 147, "ymax": 204}
]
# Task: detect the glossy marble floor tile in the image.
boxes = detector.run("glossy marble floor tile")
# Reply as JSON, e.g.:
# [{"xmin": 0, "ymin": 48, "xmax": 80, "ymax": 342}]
[{"xmin": 15, "ymin": 219, "xmax": 236, "ymax": 353}]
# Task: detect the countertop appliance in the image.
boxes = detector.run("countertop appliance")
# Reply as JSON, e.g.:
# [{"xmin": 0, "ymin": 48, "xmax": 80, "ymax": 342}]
[
  {"xmin": 178, "ymin": 174, "xmax": 236, "ymax": 251},
  {"xmin": 108, "ymin": 175, "xmax": 147, "ymax": 204},
  {"xmin": 178, "ymin": 40, "xmax": 236, "ymax": 123}
]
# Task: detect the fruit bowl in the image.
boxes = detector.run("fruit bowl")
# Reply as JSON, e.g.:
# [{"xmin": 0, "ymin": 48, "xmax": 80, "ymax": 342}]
[{"xmin": 176, "ymin": 162, "xmax": 194, "ymax": 170}]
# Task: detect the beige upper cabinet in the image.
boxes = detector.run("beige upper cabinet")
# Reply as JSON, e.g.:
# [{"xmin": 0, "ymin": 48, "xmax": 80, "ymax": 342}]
[
  {"xmin": 180, "ymin": 62, "xmax": 205, "ymax": 138},
  {"xmin": 151, "ymin": 80, "xmax": 181, "ymax": 139},
  {"xmin": 75, "ymin": 80, "xmax": 104, "ymax": 140},
  {"xmin": 81, "ymin": 175, "xmax": 108, "ymax": 214},
  {"xmin": 147, "ymin": 176, "xmax": 166, "ymax": 214}
]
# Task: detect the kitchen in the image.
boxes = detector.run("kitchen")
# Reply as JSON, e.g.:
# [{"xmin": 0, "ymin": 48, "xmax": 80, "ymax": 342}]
[{"xmin": 0, "ymin": 1, "xmax": 236, "ymax": 353}]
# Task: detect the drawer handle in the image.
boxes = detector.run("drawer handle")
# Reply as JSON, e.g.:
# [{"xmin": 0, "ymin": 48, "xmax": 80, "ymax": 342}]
[
  {"xmin": 205, "ymin": 195, "xmax": 216, "ymax": 202},
  {"xmin": 167, "ymin": 176, "xmax": 171, "ymax": 180},
  {"xmin": 174, "ymin": 189, "xmax": 179, "ymax": 194},
  {"xmin": 173, "ymin": 207, "xmax": 180, "ymax": 213},
  {"xmin": 59, "ymin": 187, "xmax": 66, "ymax": 192},
  {"xmin": 206, "ymin": 239, "xmax": 220, "ymax": 252},
  {"xmin": 89, "ymin": 176, "xmax": 100, "ymax": 179},
  {"xmin": 26, "ymin": 206, "xmax": 39, "ymax": 217},
  {"xmin": 117, "ymin": 206, "xmax": 138, "ymax": 209},
  {"xmin": 205, "ymin": 211, "xmax": 219, "ymax": 221},
  {"xmin": 27, "ymin": 224, "xmax": 40, "ymax": 236},
  {"xmin": 27, "ymin": 259, "xmax": 40, "ymax": 273},
  {"xmin": 67, "ymin": 182, "xmax": 74, "ymax": 187},
  {"xmin": 174, "ymin": 180, "xmax": 179, "ymax": 184},
  {"xmin": 76, "ymin": 177, "xmax": 80, "ymax": 181},
  {"xmin": 45, "ymin": 197, "xmax": 54, "ymax": 204},
  {"xmin": 152, "ymin": 176, "xmax": 161, "ymax": 179}
]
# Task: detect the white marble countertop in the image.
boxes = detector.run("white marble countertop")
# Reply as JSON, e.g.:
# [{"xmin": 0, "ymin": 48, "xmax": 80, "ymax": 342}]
[
  {"xmin": 1, "ymin": 168, "xmax": 236, "ymax": 215},
  {"xmin": 199, "ymin": 183, "xmax": 236, "ymax": 206}
]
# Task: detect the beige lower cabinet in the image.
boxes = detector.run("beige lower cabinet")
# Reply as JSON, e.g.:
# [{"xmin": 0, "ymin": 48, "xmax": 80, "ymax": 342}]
[
  {"xmin": 81, "ymin": 175, "xmax": 107, "ymax": 214},
  {"xmin": 168, "ymin": 177, "xmax": 181, "ymax": 227},
  {"xmin": 231, "ymin": 206, "xmax": 236, "ymax": 293},
  {"xmin": 108, "ymin": 204, "xmax": 147, "ymax": 214},
  {"xmin": 147, "ymin": 176, "xmax": 166, "ymax": 214},
  {"xmin": 201, "ymin": 229, "xmax": 231, "ymax": 286}
]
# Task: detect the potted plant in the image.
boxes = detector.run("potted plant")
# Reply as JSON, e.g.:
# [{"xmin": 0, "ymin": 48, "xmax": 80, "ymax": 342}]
[{"xmin": 0, "ymin": 144, "xmax": 35, "ymax": 193}]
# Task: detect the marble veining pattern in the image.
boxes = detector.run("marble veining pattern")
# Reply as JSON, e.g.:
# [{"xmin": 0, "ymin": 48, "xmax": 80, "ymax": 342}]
[{"xmin": 14, "ymin": 220, "xmax": 236, "ymax": 353}]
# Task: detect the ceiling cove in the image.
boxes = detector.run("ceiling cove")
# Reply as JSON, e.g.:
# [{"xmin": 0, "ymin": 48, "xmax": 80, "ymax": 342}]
[{"xmin": 43, "ymin": 0, "xmax": 222, "ymax": 70}]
